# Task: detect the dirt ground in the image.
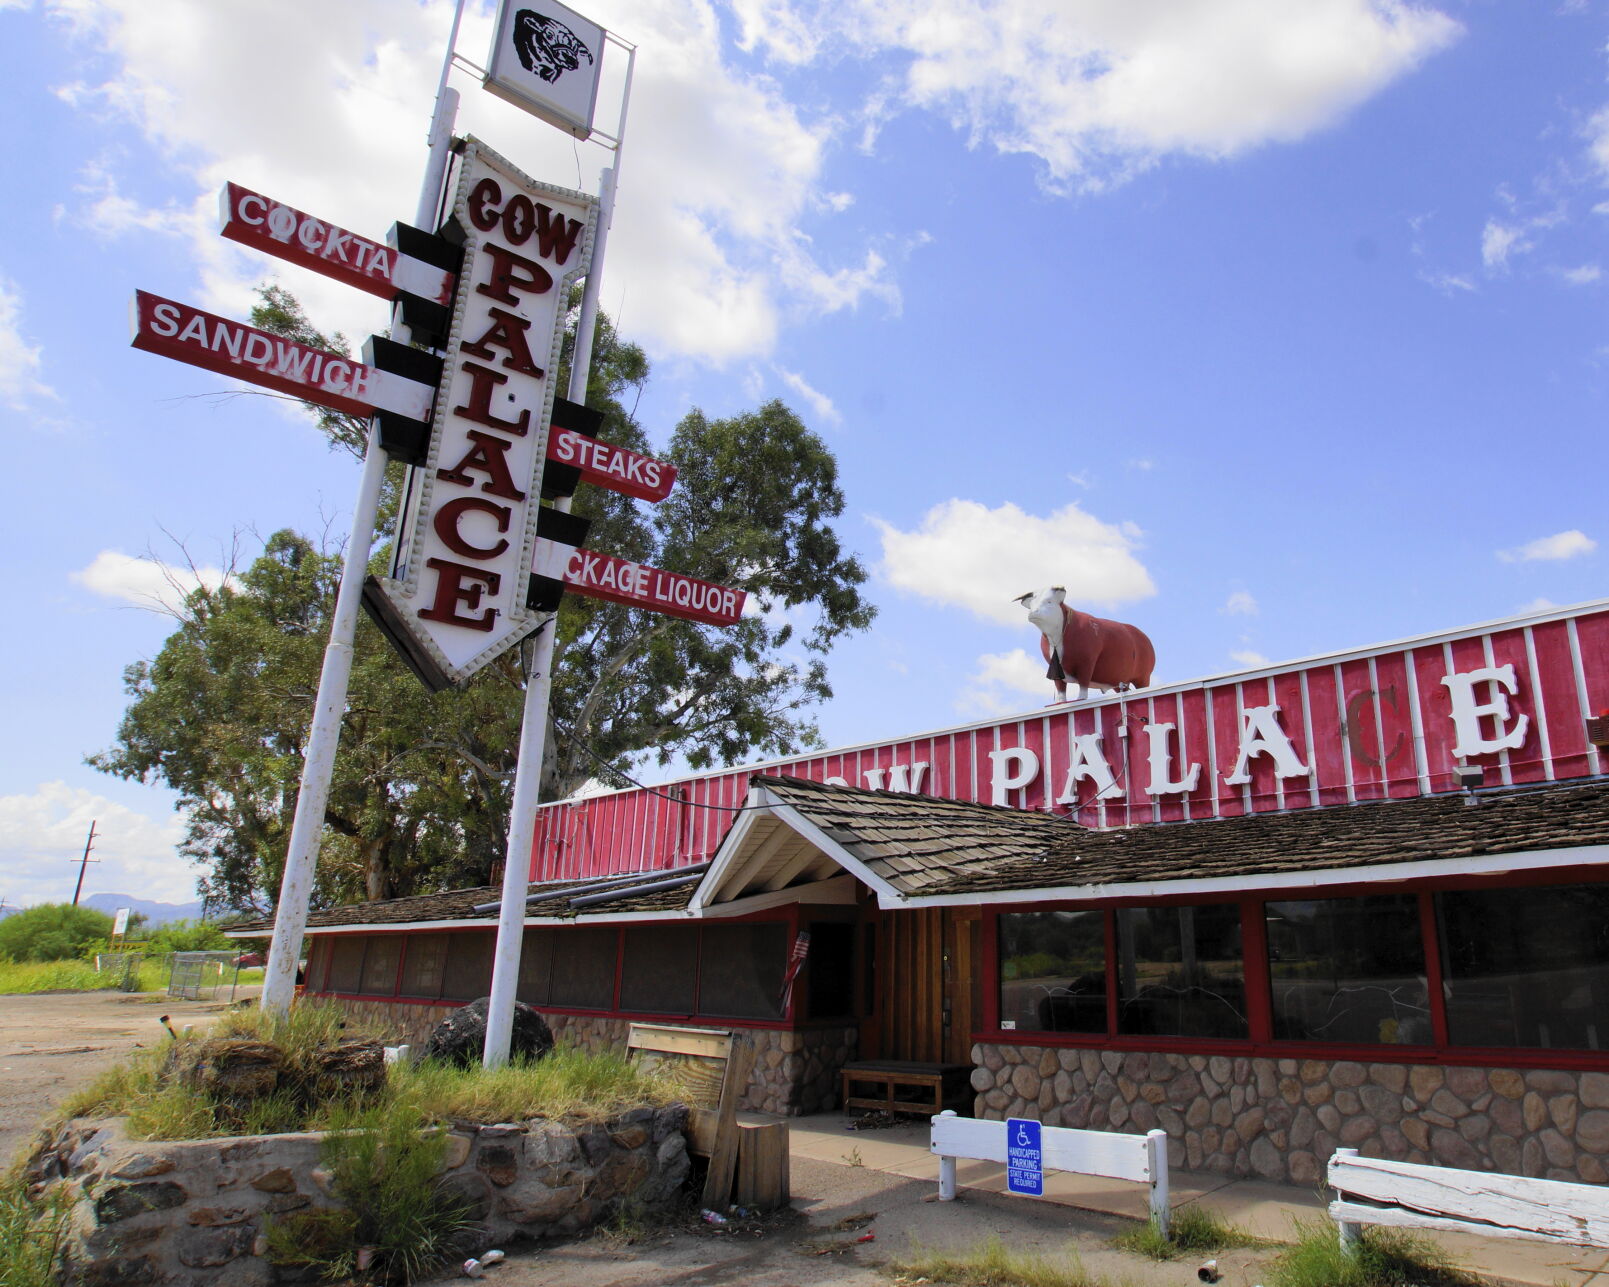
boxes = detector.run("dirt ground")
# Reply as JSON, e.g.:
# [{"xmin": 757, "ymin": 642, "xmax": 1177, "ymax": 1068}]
[{"xmin": 0, "ymin": 985, "xmax": 254, "ymax": 1166}]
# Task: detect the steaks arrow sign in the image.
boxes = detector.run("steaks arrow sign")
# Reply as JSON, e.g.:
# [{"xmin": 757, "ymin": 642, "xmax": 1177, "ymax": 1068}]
[{"xmin": 362, "ymin": 137, "xmax": 596, "ymax": 689}]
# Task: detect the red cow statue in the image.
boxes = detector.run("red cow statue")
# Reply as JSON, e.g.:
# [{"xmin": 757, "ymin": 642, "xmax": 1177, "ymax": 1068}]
[{"xmin": 1017, "ymin": 586, "xmax": 1155, "ymax": 703}]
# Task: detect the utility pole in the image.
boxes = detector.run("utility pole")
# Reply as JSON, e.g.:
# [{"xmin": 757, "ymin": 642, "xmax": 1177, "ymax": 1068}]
[{"xmin": 71, "ymin": 820, "xmax": 100, "ymax": 906}]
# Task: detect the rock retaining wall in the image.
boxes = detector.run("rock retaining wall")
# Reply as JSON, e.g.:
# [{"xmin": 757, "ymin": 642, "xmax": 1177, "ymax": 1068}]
[
  {"xmin": 970, "ymin": 1043, "xmax": 1609, "ymax": 1186},
  {"xmin": 324, "ymin": 997, "xmax": 855, "ymax": 1116},
  {"xmin": 32, "ymin": 1108, "xmax": 688, "ymax": 1286}
]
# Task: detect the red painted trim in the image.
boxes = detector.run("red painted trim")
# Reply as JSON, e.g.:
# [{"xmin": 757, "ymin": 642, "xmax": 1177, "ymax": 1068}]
[
  {"xmin": 1419, "ymin": 890, "xmax": 1452, "ymax": 1048},
  {"xmin": 1240, "ymin": 895, "xmax": 1273, "ymax": 1044},
  {"xmin": 1101, "ymin": 907, "xmax": 1118, "ymax": 1040}
]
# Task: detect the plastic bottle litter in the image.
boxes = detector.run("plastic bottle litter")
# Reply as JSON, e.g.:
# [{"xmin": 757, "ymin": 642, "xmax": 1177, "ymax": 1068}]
[
  {"xmin": 463, "ymin": 1260, "xmax": 485, "ymax": 1279},
  {"xmin": 479, "ymin": 1250, "xmax": 505, "ymax": 1266},
  {"xmin": 701, "ymin": 1209, "xmax": 729, "ymax": 1225}
]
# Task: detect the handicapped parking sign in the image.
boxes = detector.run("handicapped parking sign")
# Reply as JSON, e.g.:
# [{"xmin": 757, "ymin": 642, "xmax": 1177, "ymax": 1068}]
[{"xmin": 1005, "ymin": 1117, "xmax": 1043, "ymax": 1196}]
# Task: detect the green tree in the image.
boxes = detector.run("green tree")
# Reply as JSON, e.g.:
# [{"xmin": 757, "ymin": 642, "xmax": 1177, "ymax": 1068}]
[
  {"xmin": 0, "ymin": 903, "xmax": 114, "ymax": 962},
  {"xmin": 91, "ymin": 289, "xmax": 873, "ymax": 910}
]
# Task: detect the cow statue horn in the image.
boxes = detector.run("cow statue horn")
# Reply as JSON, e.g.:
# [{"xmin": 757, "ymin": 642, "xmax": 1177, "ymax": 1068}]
[{"xmin": 1019, "ymin": 587, "xmax": 1155, "ymax": 704}]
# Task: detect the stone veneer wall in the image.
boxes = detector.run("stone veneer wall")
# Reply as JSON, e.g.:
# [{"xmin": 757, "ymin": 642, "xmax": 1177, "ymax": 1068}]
[
  {"xmin": 34, "ymin": 1108, "xmax": 688, "ymax": 1286},
  {"xmin": 323, "ymin": 997, "xmax": 856, "ymax": 1116},
  {"xmin": 970, "ymin": 1043, "xmax": 1609, "ymax": 1186}
]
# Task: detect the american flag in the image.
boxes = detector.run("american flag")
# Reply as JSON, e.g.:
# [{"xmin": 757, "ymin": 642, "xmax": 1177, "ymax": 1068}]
[{"xmin": 778, "ymin": 931, "xmax": 811, "ymax": 1013}]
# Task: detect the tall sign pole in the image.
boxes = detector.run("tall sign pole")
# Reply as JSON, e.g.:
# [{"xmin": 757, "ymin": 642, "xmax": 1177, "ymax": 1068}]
[
  {"xmin": 481, "ymin": 41, "xmax": 635, "ymax": 1068},
  {"xmin": 258, "ymin": 0, "xmax": 470, "ymax": 1017},
  {"xmin": 71, "ymin": 820, "xmax": 99, "ymax": 907}
]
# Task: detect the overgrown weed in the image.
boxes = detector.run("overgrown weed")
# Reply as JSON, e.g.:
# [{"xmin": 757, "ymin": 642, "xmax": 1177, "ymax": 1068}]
[
  {"xmin": 0, "ymin": 1172, "xmax": 71, "ymax": 1287},
  {"xmin": 1112, "ymin": 1205, "xmax": 1261, "ymax": 1260},
  {"xmin": 890, "ymin": 1234, "xmax": 1100, "ymax": 1287},
  {"xmin": 1263, "ymin": 1219, "xmax": 1485, "ymax": 1287}
]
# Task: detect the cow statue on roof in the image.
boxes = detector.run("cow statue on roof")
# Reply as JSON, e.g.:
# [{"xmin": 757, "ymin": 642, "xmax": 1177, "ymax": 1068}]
[{"xmin": 1017, "ymin": 586, "xmax": 1155, "ymax": 704}]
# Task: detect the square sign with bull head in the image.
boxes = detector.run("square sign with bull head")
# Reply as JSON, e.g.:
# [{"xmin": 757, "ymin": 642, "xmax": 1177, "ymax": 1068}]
[{"xmin": 484, "ymin": 0, "xmax": 606, "ymax": 140}]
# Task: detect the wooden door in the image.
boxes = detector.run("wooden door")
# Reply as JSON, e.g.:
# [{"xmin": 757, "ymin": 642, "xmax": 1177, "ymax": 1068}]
[{"xmin": 875, "ymin": 907, "xmax": 982, "ymax": 1065}]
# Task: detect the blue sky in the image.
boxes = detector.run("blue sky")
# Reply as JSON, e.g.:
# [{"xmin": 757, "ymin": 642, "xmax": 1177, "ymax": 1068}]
[{"xmin": 0, "ymin": 0, "xmax": 1603, "ymax": 906}]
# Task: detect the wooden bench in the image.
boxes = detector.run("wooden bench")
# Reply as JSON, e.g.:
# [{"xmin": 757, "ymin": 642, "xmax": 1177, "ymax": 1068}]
[
  {"xmin": 841, "ymin": 1060, "xmax": 973, "ymax": 1116},
  {"xmin": 931, "ymin": 1111, "xmax": 1171, "ymax": 1236},
  {"xmin": 1329, "ymin": 1148, "xmax": 1609, "ymax": 1254}
]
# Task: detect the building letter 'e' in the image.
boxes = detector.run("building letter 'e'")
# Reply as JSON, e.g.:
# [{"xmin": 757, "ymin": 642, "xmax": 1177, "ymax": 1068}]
[{"xmin": 1442, "ymin": 664, "xmax": 1529, "ymax": 759}]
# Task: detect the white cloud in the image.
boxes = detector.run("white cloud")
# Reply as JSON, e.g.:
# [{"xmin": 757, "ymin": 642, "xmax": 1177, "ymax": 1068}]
[
  {"xmin": 730, "ymin": 0, "xmax": 822, "ymax": 64},
  {"xmin": 0, "ymin": 782, "xmax": 192, "ymax": 906},
  {"xmin": 1419, "ymin": 269, "xmax": 1475, "ymax": 294},
  {"xmin": 1516, "ymin": 597, "xmax": 1559, "ymax": 614},
  {"xmin": 1497, "ymin": 530, "xmax": 1597, "ymax": 563},
  {"xmin": 1231, "ymin": 648, "xmax": 1271, "ymax": 668},
  {"xmin": 1586, "ymin": 104, "xmax": 1609, "ymax": 182},
  {"xmin": 70, "ymin": 549, "xmax": 229, "ymax": 612},
  {"xmin": 1560, "ymin": 263, "xmax": 1601, "ymax": 285},
  {"xmin": 773, "ymin": 365, "xmax": 841, "ymax": 425},
  {"xmin": 0, "ymin": 274, "xmax": 56, "ymax": 409},
  {"xmin": 872, "ymin": 498, "xmax": 1155, "ymax": 625},
  {"xmin": 1224, "ymin": 589, "xmax": 1258, "ymax": 615},
  {"xmin": 1480, "ymin": 219, "xmax": 1525, "ymax": 270},
  {"xmin": 958, "ymin": 648, "xmax": 1052, "ymax": 716},
  {"xmin": 811, "ymin": 0, "xmax": 1461, "ymax": 190},
  {"xmin": 45, "ymin": 0, "xmax": 893, "ymax": 366}
]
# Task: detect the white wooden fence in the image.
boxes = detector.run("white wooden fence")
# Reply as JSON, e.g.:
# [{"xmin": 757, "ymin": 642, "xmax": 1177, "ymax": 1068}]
[
  {"xmin": 1329, "ymin": 1148, "xmax": 1609, "ymax": 1253},
  {"xmin": 930, "ymin": 1110, "xmax": 1171, "ymax": 1236}
]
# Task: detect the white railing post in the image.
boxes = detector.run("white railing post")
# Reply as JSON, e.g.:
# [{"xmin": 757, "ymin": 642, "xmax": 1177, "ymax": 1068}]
[
  {"xmin": 1146, "ymin": 1129, "xmax": 1170, "ymax": 1238},
  {"xmin": 936, "ymin": 1109, "xmax": 958, "ymax": 1200},
  {"xmin": 1334, "ymin": 1148, "xmax": 1361, "ymax": 1254}
]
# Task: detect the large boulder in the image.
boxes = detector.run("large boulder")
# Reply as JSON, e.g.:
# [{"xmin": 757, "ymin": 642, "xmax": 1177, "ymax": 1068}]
[{"xmin": 423, "ymin": 998, "xmax": 555, "ymax": 1066}]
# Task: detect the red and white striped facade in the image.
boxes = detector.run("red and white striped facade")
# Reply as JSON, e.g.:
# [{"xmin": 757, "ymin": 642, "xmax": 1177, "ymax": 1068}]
[{"xmin": 531, "ymin": 601, "xmax": 1609, "ymax": 883}]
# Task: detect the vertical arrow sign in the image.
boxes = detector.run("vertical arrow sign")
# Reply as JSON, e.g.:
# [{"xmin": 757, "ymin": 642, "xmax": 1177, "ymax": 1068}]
[{"xmin": 363, "ymin": 138, "xmax": 596, "ymax": 690}]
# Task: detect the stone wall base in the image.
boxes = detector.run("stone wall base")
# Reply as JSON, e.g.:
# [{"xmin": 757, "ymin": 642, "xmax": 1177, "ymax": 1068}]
[
  {"xmin": 322, "ymin": 996, "xmax": 856, "ymax": 1116},
  {"xmin": 32, "ymin": 1109, "xmax": 688, "ymax": 1286},
  {"xmin": 970, "ymin": 1043, "xmax": 1609, "ymax": 1186}
]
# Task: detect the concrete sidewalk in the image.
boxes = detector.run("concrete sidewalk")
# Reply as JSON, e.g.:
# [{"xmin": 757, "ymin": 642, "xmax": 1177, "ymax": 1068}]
[{"xmin": 787, "ymin": 1111, "xmax": 1609, "ymax": 1287}]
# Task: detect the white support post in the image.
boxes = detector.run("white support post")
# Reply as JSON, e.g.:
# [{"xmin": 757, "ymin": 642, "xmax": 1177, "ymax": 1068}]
[
  {"xmin": 259, "ymin": 0, "xmax": 467, "ymax": 1018},
  {"xmin": 937, "ymin": 1110, "xmax": 958, "ymax": 1201},
  {"xmin": 1146, "ymin": 1129, "xmax": 1169, "ymax": 1237},
  {"xmin": 482, "ymin": 51, "xmax": 634, "ymax": 1069},
  {"xmin": 1335, "ymin": 1148, "xmax": 1361, "ymax": 1255}
]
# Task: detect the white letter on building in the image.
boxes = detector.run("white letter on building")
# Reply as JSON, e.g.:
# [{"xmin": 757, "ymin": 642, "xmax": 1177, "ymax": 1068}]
[
  {"xmin": 1442, "ymin": 664, "xmax": 1529, "ymax": 759},
  {"xmin": 1055, "ymin": 733, "xmax": 1124, "ymax": 803},
  {"xmin": 1224, "ymin": 705, "xmax": 1311, "ymax": 785},
  {"xmin": 1144, "ymin": 722, "xmax": 1201, "ymax": 795},
  {"xmin": 863, "ymin": 762, "xmax": 929, "ymax": 794},
  {"xmin": 989, "ymin": 747, "xmax": 1040, "ymax": 807}
]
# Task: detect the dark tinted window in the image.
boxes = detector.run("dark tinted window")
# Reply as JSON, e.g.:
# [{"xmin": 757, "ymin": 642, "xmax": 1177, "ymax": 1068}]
[
  {"xmin": 1439, "ymin": 883, "xmax": 1609, "ymax": 1051},
  {"xmin": 441, "ymin": 932, "xmax": 494, "ymax": 1001},
  {"xmin": 1266, "ymin": 895, "xmax": 1429, "ymax": 1044},
  {"xmin": 327, "ymin": 937, "xmax": 365, "ymax": 994},
  {"xmin": 701, "ymin": 923, "xmax": 788, "ymax": 1020},
  {"xmin": 1116, "ymin": 904, "xmax": 1246, "ymax": 1039},
  {"xmin": 804, "ymin": 923, "xmax": 854, "ymax": 1020},
  {"xmin": 620, "ymin": 924, "xmax": 699, "ymax": 1015},
  {"xmin": 999, "ymin": 910, "xmax": 1107, "ymax": 1034},
  {"xmin": 358, "ymin": 936, "xmax": 401, "ymax": 996},
  {"xmin": 549, "ymin": 926, "xmax": 618, "ymax": 1009},
  {"xmin": 399, "ymin": 936, "xmax": 446, "ymax": 999}
]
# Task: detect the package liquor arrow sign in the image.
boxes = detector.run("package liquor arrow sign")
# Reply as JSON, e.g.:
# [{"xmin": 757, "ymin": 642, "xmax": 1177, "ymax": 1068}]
[
  {"xmin": 530, "ymin": 539, "xmax": 747, "ymax": 626},
  {"xmin": 362, "ymin": 137, "xmax": 596, "ymax": 691}
]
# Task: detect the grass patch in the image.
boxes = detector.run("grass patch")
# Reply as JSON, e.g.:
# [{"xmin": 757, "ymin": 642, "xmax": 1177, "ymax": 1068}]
[
  {"xmin": 1112, "ymin": 1205, "xmax": 1261, "ymax": 1260},
  {"xmin": 890, "ymin": 1234, "xmax": 1100, "ymax": 1287},
  {"xmin": 263, "ymin": 1100, "xmax": 473, "ymax": 1284},
  {"xmin": 0, "ymin": 1171, "xmax": 71, "ymax": 1287},
  {"xmin": 1263, "ymin": 1219, "xmax": 1486, "ymax": 1287},
  {"xmin": 390, "ymin": 1043, "xmax": 688, "ymax": 1126},
  {"xmin": 0, "ymin": 957, "xmax": 166, "ymax": 994}
]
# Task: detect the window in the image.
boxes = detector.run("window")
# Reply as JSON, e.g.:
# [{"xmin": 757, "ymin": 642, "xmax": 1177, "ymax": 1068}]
[
  {"xmin": 701, "ymin": 923, "xmax": 788, "ymax": 1020},
  {"xmin": 549, "ymin": 926, "xmax": 618, "ymax": 1009},
  {"xmin": 998, "ymin": 910, "xmax": 1108, "ymax": 1034},
  {"xmin": 1438, "ymin": 883, "xmax": 1609, "ymax": 1051},
  {"xmin": 441, "ymin": 932, "xmax": 494, "ymax": 1001},
  {"xmin": 358, "ymin": 936, "xmax": 401, "ymax": 996},
  {"xmin": 620, "ymin": 925, "xmax": 699, "ymax": 1014},
  {"xmin": 400, "ymin": 936, "xmax": 445, "ymax": 999},
  {"xmin": 1265, "ymin": 895, "xmax": 1429, "ymax": 1044},
  {"xmin": 517, "ymin": 929, "xmax": 555, "ymax": 1006},
  {"xmin": 327, "ymin": 936, "xmax": 365, "ymax": 994},
  {"xmin": 803, "ymin": 922, "xmax": 855, "ymax": 1020},
  {"xmin": 1116, "ymin": 904, "xmax": 1246, "ymax": 1039}
]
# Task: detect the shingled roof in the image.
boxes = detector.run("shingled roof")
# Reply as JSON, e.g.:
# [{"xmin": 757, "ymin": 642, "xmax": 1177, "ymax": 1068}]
[
  {"xmin": 228, "ymin": 869, "xmax": 701, "ymax": 936},
  {"xmin": 748, "ymin": 773, "xmax": 1609, "ymax": 899}
]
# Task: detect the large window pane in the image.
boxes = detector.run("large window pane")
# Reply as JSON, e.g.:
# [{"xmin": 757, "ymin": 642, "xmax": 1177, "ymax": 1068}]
[
  {"xmin": 399, "ymin": 935, "xmax": 446, "ymax": 999},
  {"xmin": 998, "ymin": 910, "xmax": 1107, "ymax": 1034},
  {"xmin": 517, "ymin": 930, "xmax": 554, "ymax": 1006},
  {"xmin": 620, "ymin": 924, "xmax": 699, "ymax": 1014},
  {"xmin": 1439, "ymin": 884, "xmax": 1609, "ymax": 1051},
  {"xmin": 358, "ymin": 936, "xmax": 401, "ymax": 996},
  {"xmin": 549, "ymin": 926, "xmax": 618, "ymax": 1009},
  {"xmin": 1116, "ymin": 905, "xmax": 1246, "ymax": 1039},
  {"xmin": 701, "ymin": 923, "xmax": 788, "ymax": 1020},
  {"xmin": 1266, "ymin": 895, "xmax": 1430, "ymax": 1044},
  {"xmin": 327, "ymin": 937, "xmax": 365, "ymax": 994},
  {"xmin": 441, "ymin": 932, "xmax": 494, "ymax": 1001}
]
